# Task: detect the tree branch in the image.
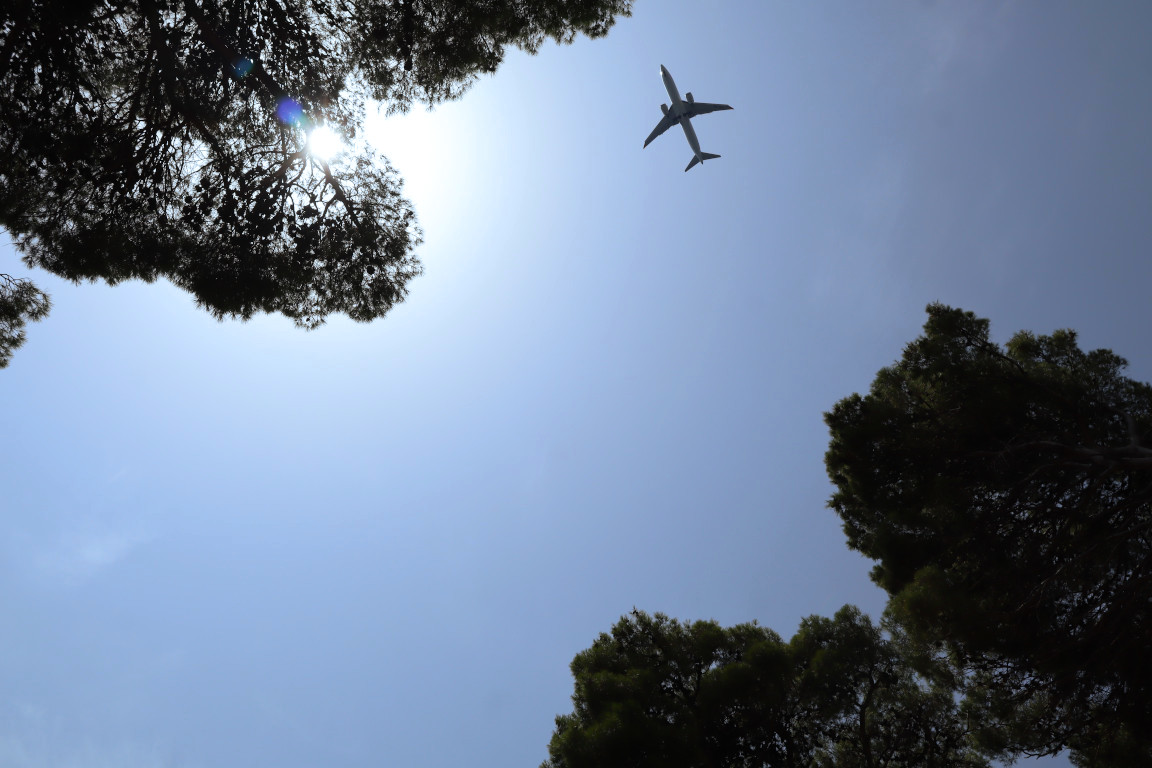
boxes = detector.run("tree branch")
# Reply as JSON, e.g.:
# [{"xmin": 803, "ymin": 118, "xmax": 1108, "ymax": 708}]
[{"xmin": 180, "ymin": 0, "xmax": 361, "ymax": 228}]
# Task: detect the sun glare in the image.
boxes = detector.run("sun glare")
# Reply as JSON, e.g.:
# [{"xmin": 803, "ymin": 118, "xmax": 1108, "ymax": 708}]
[{"xmin": 307, "ymin": 124, "xmax": 343, "ymax": 162}]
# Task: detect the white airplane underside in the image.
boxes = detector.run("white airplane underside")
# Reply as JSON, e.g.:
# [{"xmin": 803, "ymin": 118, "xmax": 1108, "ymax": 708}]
[{"xmin": 643, "ymin": 65, "xmax": 732, "ymax": 171}]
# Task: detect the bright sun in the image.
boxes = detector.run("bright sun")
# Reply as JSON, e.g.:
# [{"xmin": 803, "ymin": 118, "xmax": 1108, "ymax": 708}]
[{"xmin": 307, "ymin": 125, "xmax": 343, "ymax": 162}]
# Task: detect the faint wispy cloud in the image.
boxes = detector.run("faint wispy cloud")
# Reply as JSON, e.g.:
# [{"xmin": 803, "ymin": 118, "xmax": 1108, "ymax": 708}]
[
  {"xmin": 913, "ymin": 0, "xmax": 1017, "ymax": 92},
  {"xmin": 31, "ymin": 529, "xmax": 151, "ymax": 587},
  {"xmin": 0, "ymin": 726, "xmax": 189, "ymax": 768}
]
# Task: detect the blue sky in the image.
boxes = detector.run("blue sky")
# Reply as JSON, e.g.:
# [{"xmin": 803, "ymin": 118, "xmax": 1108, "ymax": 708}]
[{"xmin": 3, "ymin": 2, "xmax": 1151, "ymax": 766}]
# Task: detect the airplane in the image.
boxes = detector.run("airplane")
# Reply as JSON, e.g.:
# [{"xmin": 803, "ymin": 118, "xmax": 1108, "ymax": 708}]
[{"xmin": 643, "ymin": 65, "xmax": 733, "ymax": 171}]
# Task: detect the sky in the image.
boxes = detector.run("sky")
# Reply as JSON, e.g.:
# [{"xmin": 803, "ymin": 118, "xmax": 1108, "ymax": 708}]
[{"xmin": 3, "ymin": 1, "xmax": 1151, "ymax": 766}]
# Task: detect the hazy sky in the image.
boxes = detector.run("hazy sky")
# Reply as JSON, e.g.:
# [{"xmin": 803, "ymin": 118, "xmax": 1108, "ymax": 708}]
[{"xmin": 3, "ymin": 2, "xmax": 1151, "ymax": 766}]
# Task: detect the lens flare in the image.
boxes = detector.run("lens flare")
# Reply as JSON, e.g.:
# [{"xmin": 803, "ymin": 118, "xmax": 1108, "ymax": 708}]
[
  {"xmin": 276, "ymin": 97, "xmax": 305, "ymax": 126},
  {"xmin": 232, "ymin": 57, "xmax": 254, "ymax": 78}
]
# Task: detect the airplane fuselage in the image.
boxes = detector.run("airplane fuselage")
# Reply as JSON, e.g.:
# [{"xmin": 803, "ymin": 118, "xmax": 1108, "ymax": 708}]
[
  {"xmin": 661, "ymin": 66, "xmax": 684, "ymax": 110},
  {"xmin": 644, "ymin": 65, "xmax": 731, "ymax": 171},
  {"xmin": 660, "ymin": 66, "xmax": 703, "ymax": 157}
]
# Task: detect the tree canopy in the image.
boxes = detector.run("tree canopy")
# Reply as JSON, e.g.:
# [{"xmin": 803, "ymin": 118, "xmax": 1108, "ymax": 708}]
[
  {"xmin": 543, "ymin": 606, "xmax": 988, "ymax": 768},
  {"xmin": 824, "ymin": 303, "xmax": 1152, "ymax": 764},
  {"xmin": 0, "ymin": 0, "xmax": 632, "ymax": 355}
]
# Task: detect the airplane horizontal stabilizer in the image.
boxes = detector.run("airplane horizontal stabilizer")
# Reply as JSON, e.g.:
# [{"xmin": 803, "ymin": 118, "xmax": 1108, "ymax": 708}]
[{"xmin": 684, "ymin": 152, "xmax": 721, "ymax": 172}]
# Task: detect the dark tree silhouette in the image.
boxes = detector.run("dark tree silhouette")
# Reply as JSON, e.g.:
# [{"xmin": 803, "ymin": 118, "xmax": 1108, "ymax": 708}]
[
  {"xmin": 543, "ymin": 606, "xmax": 988, "ymax": 768},
  {"xmin": 824, "ymin": 304, "xmax": 1152, "ymax": 765},
  {"xmin": 0, "ymin": 0, "xmax": 632, "ymax": 358}
]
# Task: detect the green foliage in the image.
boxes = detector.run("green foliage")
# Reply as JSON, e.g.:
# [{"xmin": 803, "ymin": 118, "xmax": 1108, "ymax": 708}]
[
  {"xmin": 0, "ymin": 273, "xmax": 51, "ymax": 367},
  {"xmin": 792, "ymin": 607, "xmax": 986, "ymax": 768},
  {"xmin": 544, "ymin": 606, "xmax": 989, "ymax": 768},
  {"xmin": 0, "ymin": 0, "xmax": 632, "ymax": 349},
  {"xmin": 825, "ymin": 303, "xmax": 1152, "ymax": 761},
  {"xmin": 544, "ymin": 610, "xmax": 795, "ymax": 768}
]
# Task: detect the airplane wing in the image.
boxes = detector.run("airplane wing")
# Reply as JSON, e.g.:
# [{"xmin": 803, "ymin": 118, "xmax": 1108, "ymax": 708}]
[
  {"xmin": 685, "ymin": 102, "xmax": 733, "ymax": 117},
  {"xmin": 643, "ymin": 113, "xmax": 679, "ymax": 148}
]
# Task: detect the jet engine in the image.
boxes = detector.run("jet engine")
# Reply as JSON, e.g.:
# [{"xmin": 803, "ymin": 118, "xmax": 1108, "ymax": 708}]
[
  {"xmin": 660, "ymin": 103, "xmax": 669, "ymax": 115},
  {"xmin": 685, "ymin": 92, "xmax": 694, "ymax": 103}
]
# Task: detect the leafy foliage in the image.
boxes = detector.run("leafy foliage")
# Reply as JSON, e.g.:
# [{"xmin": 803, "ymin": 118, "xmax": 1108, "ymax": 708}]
[
  {"xmin": 542, "ymin": 610, "xmax": 801, "ymax": 768},
  {"xmin": 543, "ymin": 606, "xmax": 988, "ymax": 768},
  {"xmin": 825, "ymin": 303, "xmax": 1152, "ymax": 762},
  {"xmin": 0, "ymin": 273, "xmax": 51, "ymax": 367},
  {"xmin": 0, "ymin": 0, "xmax": 632, "ymax": 342},
  {"xmin": 792, "ymin": 608, "xmax": 986, "ymax": 768}
]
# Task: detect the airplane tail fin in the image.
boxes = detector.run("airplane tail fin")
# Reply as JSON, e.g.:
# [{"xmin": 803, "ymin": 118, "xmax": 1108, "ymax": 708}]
[{"xmin": 684, "ymin": 152, "xmax": 722, "ymax": 172}]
